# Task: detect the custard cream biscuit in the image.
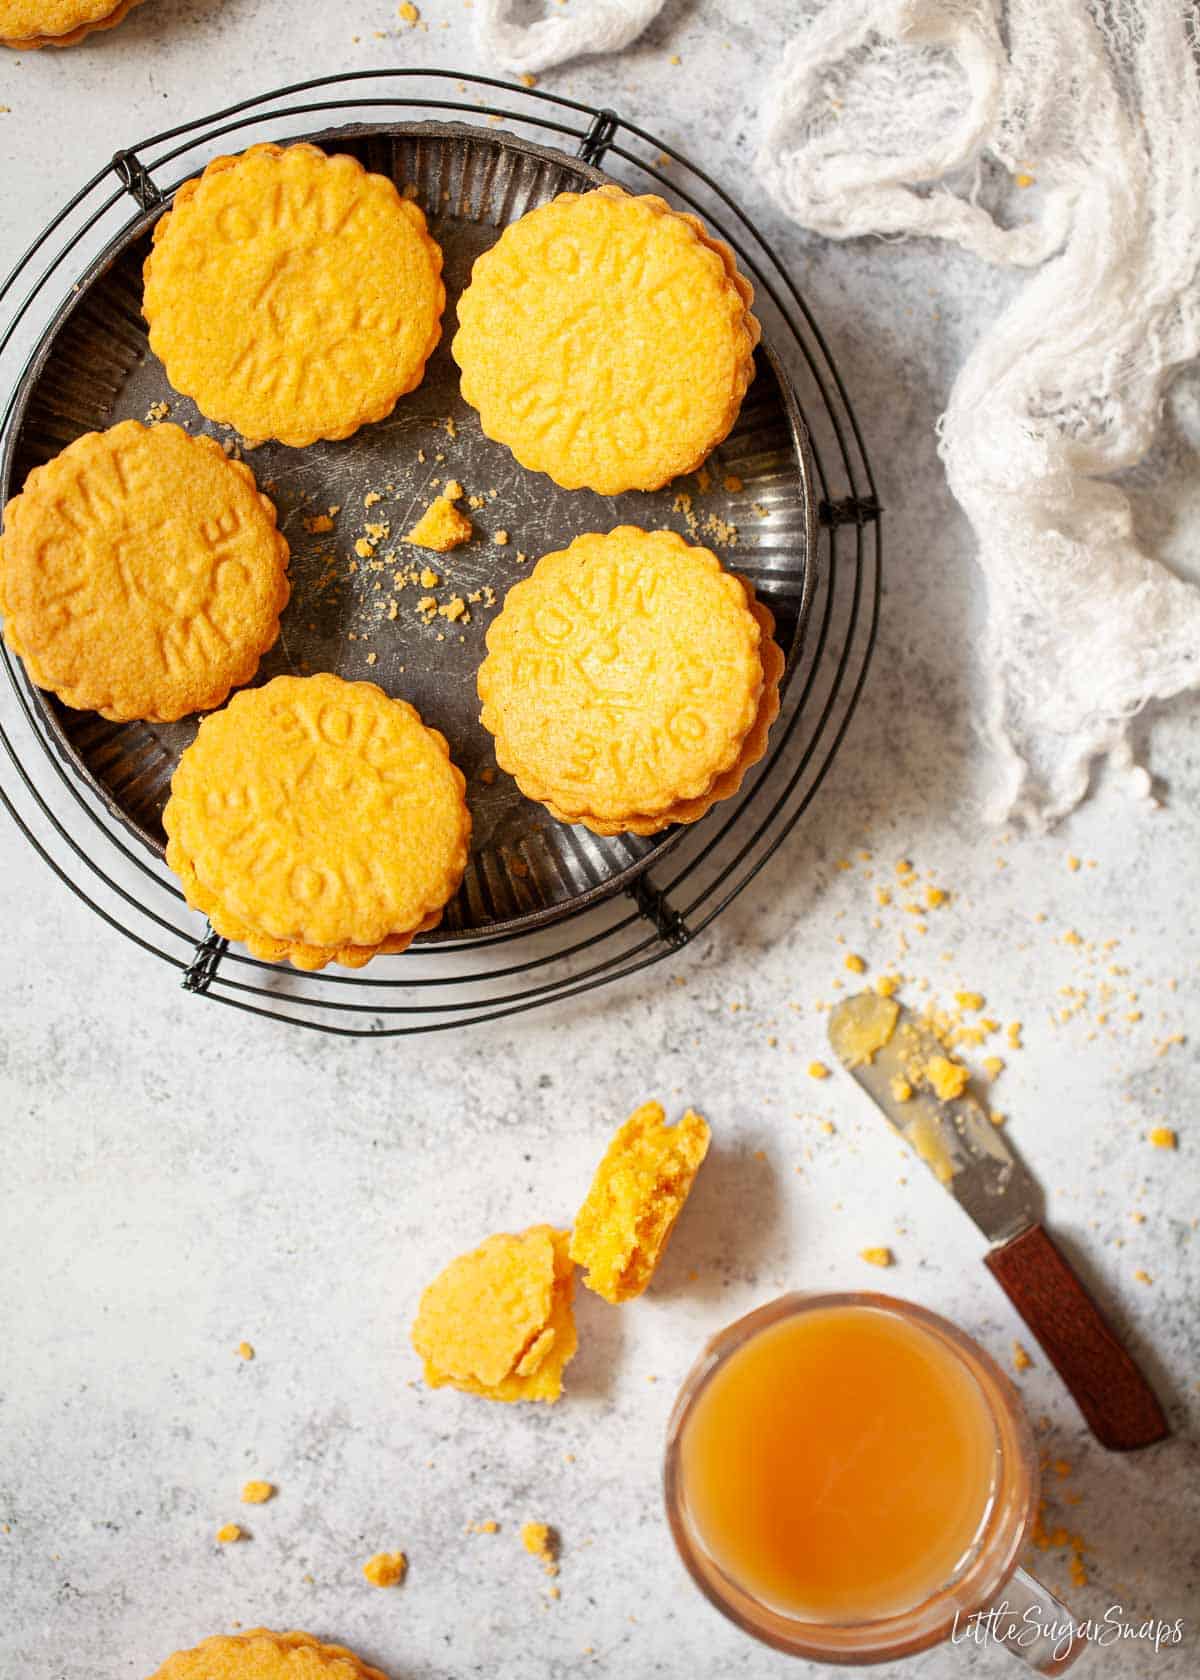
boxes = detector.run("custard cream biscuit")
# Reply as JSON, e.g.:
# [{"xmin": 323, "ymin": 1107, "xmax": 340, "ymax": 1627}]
[
  {"xmin": 144, "ymin": 144, "xmax": 445, "ymax": 447},
  {"xmin": 453, "ymin": 185, "xmax": 759, "ymax": 494},
  {"xmin": 412, "ymin": 1226, "xmax": 577, "ymax": 1404},
  {"xmin": 545, "ymin": 587, "xmax": 784, "ymax": 836},
  {"xmin": 570, "ymin": 1102, "xmax": 710, "ymax": 1303},
  {"xmin": 167, "ymin": 844, "xmax": 441, "ymax": 972},
  {"xmin": 149, "ymin": 1629, "xmax": 393, "ymax": 1680},
  {"xmin": 477, "ymin": 527, "xmax": 763, "ymax": 828},
  {"xmin": 1, "ymin": 0, "xmax": 144, "ymax": 48},
  {"xmin": 163, "ymin": 673, "xmax": 470, "ymax": 950},
  {"xmin": 0, "ymin": 421, "xmax": 289, "ymax": 722}
]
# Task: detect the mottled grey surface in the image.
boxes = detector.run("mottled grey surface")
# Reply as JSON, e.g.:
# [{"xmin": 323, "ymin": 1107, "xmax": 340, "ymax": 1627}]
[{"xmin": 1, "ymin": 3, "xmax": 1198, "ymax": 1678}]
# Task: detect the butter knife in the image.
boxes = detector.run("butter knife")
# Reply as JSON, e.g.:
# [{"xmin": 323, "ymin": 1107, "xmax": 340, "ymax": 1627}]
[{"xmin": 828, "ymin": 991, "xmax": 1169, "ymax": 1451}]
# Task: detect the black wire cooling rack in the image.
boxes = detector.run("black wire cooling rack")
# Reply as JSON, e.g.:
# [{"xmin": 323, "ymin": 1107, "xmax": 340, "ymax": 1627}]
[{"xmin": 0, "ymin": 69, "xmax": 881, "ymax": 1036}]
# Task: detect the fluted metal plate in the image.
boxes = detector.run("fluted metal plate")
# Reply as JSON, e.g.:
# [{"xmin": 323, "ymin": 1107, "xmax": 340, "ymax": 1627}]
[{"xmin": 2, "ymin": 121, "xmax": 815, "ymax": 939}]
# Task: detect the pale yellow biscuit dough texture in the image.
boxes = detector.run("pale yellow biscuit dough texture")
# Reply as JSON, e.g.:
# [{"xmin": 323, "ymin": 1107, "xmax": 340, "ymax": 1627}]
[
  {"xmin": 0, "ymin": 421, "xmax": 289, "ymax": 722},
  {"xmin": 149, "ymin": 1629, "xmax": 393, "ymax": 1680},
  {"xmin": 413, "ymin": 1225, "xmax": 577, "ymax": 1404},
  {"xmin": 144, "ymin": 144, "xmax": 445, "ymax": 447},
  {"xmin": 478, "ymin": 527, "xmax": 764, "ymax": 825},
  {"xmin": 570, "ymin": 1102, "xmax": 710, "ymax": 1303},
  {"xmin": 543, "ymin": 587, "xmax": 784, "ymax": 836},
  {"xmin": 453, "ymin": 185, "xmax": 759, "ymax": 494},
  {"xmin": 163, "ymin": 673, "xmax": 470, "ymax": 950},
  {"xmin": 1, "ymin": 0, "xmax": 143, "ymax": 48}
]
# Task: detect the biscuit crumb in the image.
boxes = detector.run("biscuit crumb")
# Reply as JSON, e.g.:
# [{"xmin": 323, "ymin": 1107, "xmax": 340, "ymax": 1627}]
[
  {"xmin": 520, "ymin": 72, "xmax": 538, "ymax": 87},
  {"xmin": 807, "ymin": 1060, "xmax": 831, "ymax": 1080},
  {"xmin": 363, "ymin": 1550, "xmax": 407, "ymax": 1587},
  {"xmin": 216, "ymin": 1523, "xmax": 246, "ymax": 1544},
  {"xmin": 1012, "ymin": 1340, "xmax": 1033, "ymax": 1371},
  {"xmin": 443, "ymin": 479, "xmax": 464, "ymax": 501},
  {"xmin": 926, "ymin": 1055, "xmax": 969, "ymax": 1101},
  {"xmin": 522, "ymin": 1522, "xmax": 559, "ymax": 1575},
  {"xmin": 240, "ymin": 1481, "xmax": 275, "ymax": 1504},
  {"xmin": 145, "ymin": 400, "xmax": 170, "ymax": 423},
  {"xmin": 304, "ymin": 513, "xmax": 334, "ymax": 534},
  {"xmin": 493, "ymin": 529, "xmax": 509, "ymax": 545},
  {"xmin": 398, "ymin": 1, "xmax": 419, "ymax": 20},
  {"xmin": 844, "ymin": 952, "xmax": 866, "ymax": 974},
  {"xmin": 858, "ymin": 1247, "xmax": 893, "ymax": 1268},
  {"xmin": 723, "ymin": 473, "xmax": 744, "ymax": 492},
  {"xmin": 1147, "ymin": 1126, "xmax": 1176, "ymax": 1149},
  {"xmin": 406, "ymin": 496, "xmax": 472, "ymax": 552},
  {"xmin": 236, "ymin": 1341, "xmax": 254, "ymax": 1360}
]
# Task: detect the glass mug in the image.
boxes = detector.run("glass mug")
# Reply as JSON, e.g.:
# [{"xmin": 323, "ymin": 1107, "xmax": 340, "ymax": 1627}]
[{"xmin": 664, "ymin": 1292, "xmax": 1086, "ymax": 1672}]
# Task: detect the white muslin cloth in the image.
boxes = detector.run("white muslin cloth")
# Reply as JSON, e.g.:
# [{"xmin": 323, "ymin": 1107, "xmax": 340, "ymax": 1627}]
[{"xmin": 475, "ymin": 0, "xmax": 1200, "ymax": 824}]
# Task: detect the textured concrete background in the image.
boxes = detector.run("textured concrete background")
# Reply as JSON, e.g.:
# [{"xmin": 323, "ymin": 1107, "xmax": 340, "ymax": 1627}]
[{"xmin": 1, "ymin": 2, "xmax": 1198, "ymax": 1677}]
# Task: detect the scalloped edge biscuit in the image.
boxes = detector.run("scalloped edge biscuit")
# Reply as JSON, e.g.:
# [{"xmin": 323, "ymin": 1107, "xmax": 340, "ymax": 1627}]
[
  {"xmin": 2, "ymin": 0, "xmax": 143, "ymax": 48},
  {"xmin": 0, "ymin": 421, "xmax": 290, "ymax": 722},
  {"xmin": 143, "ymin": 144, "xmax": 445, "ymax": 447},
  {"xmin": 478, "ymin": 528, "xmax": 764, "ymax": 824},
  {"xmin": 543, "ymin": 586, "xmax": 783, "ymax": 836},
  {"xmin": 163, "ymin": 673, "xmax": 470, "ymax": 951},
  {"xmin": 149, "ymin": 1628, "xmax": 393, "ymax": 1680},
  {"xmin": 166, "ymin": 840, "xmax": 440, "ymax": 971},
  {"xmin": 453, "ymin": 185, "xmax": 759, "ymax": 494}
]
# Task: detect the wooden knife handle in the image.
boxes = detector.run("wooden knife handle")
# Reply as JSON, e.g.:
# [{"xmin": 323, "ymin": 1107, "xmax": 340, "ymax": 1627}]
[{"xmin": 985, "ymin": 1222, "xmax": 1169, "ymax": 1451}]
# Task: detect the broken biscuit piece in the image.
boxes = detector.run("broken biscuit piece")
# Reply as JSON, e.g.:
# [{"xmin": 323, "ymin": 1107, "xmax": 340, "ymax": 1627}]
[
  {"xmin": 412, "ymin": 1225, "xmax": 577, "ymax": 1403},
  {"xmin": 404, "ymin": 495, "xmax": 473, "ymax": 552},
  {"xmin": 569, "ymin": 1102, "xmax": 710, "ymax": 1303}
]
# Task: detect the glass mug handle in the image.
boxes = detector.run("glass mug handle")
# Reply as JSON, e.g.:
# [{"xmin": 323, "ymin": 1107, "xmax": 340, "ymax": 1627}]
[{"xmin": 979, "ymin": 1564, "xmax": 1089, "ymax": 1674}]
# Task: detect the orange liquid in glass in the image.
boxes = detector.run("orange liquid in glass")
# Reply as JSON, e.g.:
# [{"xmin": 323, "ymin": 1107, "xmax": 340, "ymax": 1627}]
[{"xmin": 678, "ymin": 1304, "xmax": 998, "ymax": 1622}]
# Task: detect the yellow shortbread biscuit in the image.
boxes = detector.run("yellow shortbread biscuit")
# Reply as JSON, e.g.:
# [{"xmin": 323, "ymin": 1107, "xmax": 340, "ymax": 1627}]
[
  {"xmin": 413, "ymin": 1225, "xmax": 577, "ymax": 1404},
  {"xmin": 545, "ymin": 589, "xmax": 784, "ymax": 835},
  {"xmin": 163, "ymin": 673, "xmax": 470, "ymax": 949},
  {"xmin": 168, "ymin": 844, "xmax": 440, "ymax": 971},
  {"xmin": 0, "ymin": 421, "xmax": 289, "ymax": 722},
  {"xmin": 453, "ymin": 185, "xmax": 759, "ymax": 494},
  {"xmin": 143, "ymin": 144, "xmax": 445, "ymax": 447},
  {"xmin": 569, "ymin": 1102, "xmax": 710, "ymax": 1303},
  {"xmin": 477, "ymin": 527, "xmax": 763, "ymax": 826},
  {"xmin": 1, "ymin": 0, "xmax": 143, "ymax": 48},
  {"xmin": 149, "ymin": 1629, "xmax": 392, "ymax": 1680}
]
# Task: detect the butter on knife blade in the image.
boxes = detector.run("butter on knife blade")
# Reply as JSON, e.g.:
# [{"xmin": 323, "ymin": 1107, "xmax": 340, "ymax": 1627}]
[{"xmin": 827, "ymin": 991, "xmax": 1040, "ymax": 1245}]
